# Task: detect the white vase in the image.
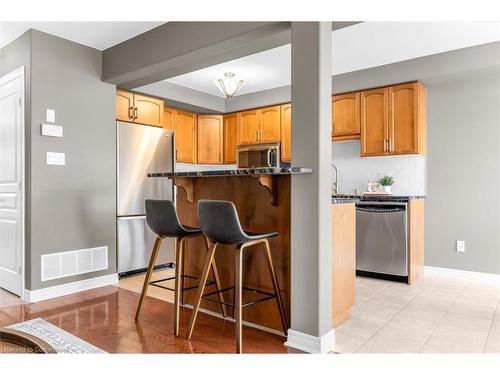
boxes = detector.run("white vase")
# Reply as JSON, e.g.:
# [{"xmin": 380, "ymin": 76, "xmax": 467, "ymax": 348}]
[{"xmin": 383, "ymin": 185, "xmax": 392, "ymax": 194}]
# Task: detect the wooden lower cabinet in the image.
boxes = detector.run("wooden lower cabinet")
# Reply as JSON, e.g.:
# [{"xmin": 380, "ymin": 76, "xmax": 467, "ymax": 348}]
[
  {"xmin": 332, "ymin": 202, "xmax": 356, "ymax": 328},
  {"xmin": 332, "ymin": 92, "xmax": 360, "ymax": 141},
  {"xmin": 223, "ymin": 113, "xmax": 239, "ymax": 164},
  {"xmin": 174, "ymin": 110, "xmax": 197, "ymax": 163},
  {"xmin": 198, "ymin": 115, "xmax": 223, "ymax": 164},
  {"xmin": 408, "ymin": 199, "xmax": 425, "ymax": 285},
  {"xmin": 280, "ymin": 104, "xmax": 291, "ymax": 161}
]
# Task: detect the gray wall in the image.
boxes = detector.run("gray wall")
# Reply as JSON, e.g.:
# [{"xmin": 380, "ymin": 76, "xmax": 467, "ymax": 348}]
[
  {"xmin": 426, "ymin": 69, "xmax": 500, "ymax": 274},
  {"xmin": 27, "ymin": 30, "xmax": 116, "ymax": 290}
]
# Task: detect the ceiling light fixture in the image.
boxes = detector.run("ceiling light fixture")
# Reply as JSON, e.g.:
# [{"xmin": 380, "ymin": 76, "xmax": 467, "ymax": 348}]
[{"xmin": 216, "ymin": 72, "xmax": 244, "ymax": 99}]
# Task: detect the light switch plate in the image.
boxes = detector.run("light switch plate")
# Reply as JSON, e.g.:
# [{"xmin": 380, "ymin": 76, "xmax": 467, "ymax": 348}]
[
  {"xmin": 456, "ymin": 240, "xmax": 465, "ymax": 253},
  {"xmin": 41, "ymin": 124, "xmax": 63, "ymax": 138},
  {"xmin": 46, "ymin": 109, "xmax": 56, "ymax": 123},
  {"xmin": 46, "ymin": 152, "xmax": 65, "ymax": 166}
]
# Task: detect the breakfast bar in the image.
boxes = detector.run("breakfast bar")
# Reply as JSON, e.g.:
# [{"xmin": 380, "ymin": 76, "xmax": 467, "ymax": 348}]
[{"xmin": 149, "ymin": 167, "xmax": 311, "ymax": 332}]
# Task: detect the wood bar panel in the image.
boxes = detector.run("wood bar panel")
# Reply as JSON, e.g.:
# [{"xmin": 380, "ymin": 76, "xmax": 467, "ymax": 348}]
[{"xmin": 175, "ymin": 175, "xmax": 291, "ymax": 332}]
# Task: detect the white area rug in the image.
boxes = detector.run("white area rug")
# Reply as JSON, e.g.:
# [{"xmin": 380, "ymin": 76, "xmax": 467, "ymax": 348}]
[{"xmin": 7, "ymin": 318, "xmax": 106, "ymax": 354}]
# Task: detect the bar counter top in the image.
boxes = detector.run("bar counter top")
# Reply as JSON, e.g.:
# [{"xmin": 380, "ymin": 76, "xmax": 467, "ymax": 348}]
[{"xmin": 148, "ymin": 167, "xmax": 313, "ymax": 178}]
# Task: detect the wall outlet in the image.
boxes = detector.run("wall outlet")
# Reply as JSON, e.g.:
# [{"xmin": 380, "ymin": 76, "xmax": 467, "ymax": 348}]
[{"xmin": 456, "ymin": 240, "xmax": 465, "ymax": 253}]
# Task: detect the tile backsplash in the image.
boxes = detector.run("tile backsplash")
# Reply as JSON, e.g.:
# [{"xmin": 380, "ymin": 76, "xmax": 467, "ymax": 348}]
[{"xmin": 332, "ymin": 141, "xmax": 426, "ymax": 195}]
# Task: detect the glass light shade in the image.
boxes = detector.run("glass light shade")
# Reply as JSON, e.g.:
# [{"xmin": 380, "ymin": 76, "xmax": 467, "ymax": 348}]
[{"xmin": 216, "ymin": 72, "xmax": 244, "ymax": 99}]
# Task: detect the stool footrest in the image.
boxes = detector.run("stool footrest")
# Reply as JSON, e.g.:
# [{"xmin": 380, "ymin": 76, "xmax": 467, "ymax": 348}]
[
  {"xmin": 202, "ymin": 286, "xmax": 277, "ymax": 308},
  {"xmin": 149, "ymin": 274, "xmax": 215, "ymax": 292}
]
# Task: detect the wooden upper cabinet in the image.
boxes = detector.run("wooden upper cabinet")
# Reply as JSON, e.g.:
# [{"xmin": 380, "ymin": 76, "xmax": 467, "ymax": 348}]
[
  {"xmin": 239, "ymin": 110, "xmax": 259, "ymax": 144},
  {"xmin": 259, "ymin": 105, "xmax": 281, "ymax": 142},
  {"xmin": 332, "ymin": 92, "xmax": 360, "ymax": 141},
  {"xmin": 116, "ymin": 90, "xmax": 134, "ymax": 122},
  {"xmin": 115, "ymin": 90, "xmax": 164, "ymax": 127},
  {"xmin": 280, "ymin": 104, "xmax": 292, "ymax": 162},
  {"xmin": 174, "ymin": 110, "xmax": 197, "ymax": 163},
  {"xmin": 198, "ymin": 115, "xmax": 223, "ymax": 164},
  {"xmin": 163, "ymin": 107, "xmax": 175, "ymax": 130},
  {"xmin": 223, "ymin": 113, "xmax": 239, "ymax": 164},
  {"xmin": 389, "ymin": 82, "xmax": 426, "ymax": 155},
  {"xmin": 133, "ymin": 94, "xmax": 164, "ymax": 127},
  {"xmin": 361, "ymin": 87, "xmax": 389, "ymax": 157}
]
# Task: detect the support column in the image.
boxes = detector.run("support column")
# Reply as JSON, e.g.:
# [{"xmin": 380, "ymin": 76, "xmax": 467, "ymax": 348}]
[{"xmin": 285, "ymin": 22, "xmax": 333, "ymax": 354}]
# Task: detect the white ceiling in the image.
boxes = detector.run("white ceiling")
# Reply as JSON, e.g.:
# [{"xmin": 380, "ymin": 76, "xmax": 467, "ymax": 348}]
[
  {"xmin": 0, "ymin": 22, "xmax": 165, "ymax": 50},
  {"xmin": 167, "ymin": 22, "xmax": 500, "ymax": 97}
]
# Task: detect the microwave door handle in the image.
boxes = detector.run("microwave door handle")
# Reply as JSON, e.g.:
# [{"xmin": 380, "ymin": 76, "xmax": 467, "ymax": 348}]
[{"xmin": 267, "ymin": 149, "xmax": 272, "ymax": 167}]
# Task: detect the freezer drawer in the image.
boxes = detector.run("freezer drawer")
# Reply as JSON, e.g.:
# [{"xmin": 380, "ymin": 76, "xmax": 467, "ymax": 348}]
[
  {"xmin": 356, "ymin": 205, "xmax": 408, "ymax": 277},
  {"xmin": 118, "ymin": 216, "xmax": 175, "ymax": 274}
]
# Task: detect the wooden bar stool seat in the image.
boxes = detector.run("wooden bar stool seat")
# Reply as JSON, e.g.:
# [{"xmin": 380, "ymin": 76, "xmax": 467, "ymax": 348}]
[
  {"xmin": 135, "ymin": 199, "xmax": 226, "ymax": 336},
  {"xmin": 186, "ymin": 199, "xmax": 289, "ymax": 353}
]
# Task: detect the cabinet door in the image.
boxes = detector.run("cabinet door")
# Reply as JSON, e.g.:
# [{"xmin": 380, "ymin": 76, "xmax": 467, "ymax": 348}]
[
  {"xmin": 223, "ymin": 113, "xmax": 239, "ymax": 164},
  {"xmin": 361, "ymin": 87, "xmax": 389, "ymax": 157},
  {"xmin": 174, "ymin": 110, "xmax": 197, "ymax": 163},
  {"xmin": 259, "ymin": 105, "xmax": 281, "ymax": 143},
  {"xmin": 332, "ymin": 92, "xmax": 360, "ymax": 141},
  {"xmin": 133, "ymin": 94, "xmax": 164, "ymax": 127},
  {"xmin": 163, "ymin": 107, "xmax": 175, "ymax": 130},
  {"xmin": 198, "ymin": 115, "xmax": 223, "ymax": 164},
  {"xmin": 388, "ymin": 82, "xmax": 423, "ymax": 155},
  {"xmin": 280, "ymin": 104, "xmax": 292, "ymax": 161},
  {"xmin": 239, "ymin": 110, "xmax": 259, "ymax": 144},
  {"xmin": 116, "ymin": 90, "xmax": 134, "ymax": 122}
]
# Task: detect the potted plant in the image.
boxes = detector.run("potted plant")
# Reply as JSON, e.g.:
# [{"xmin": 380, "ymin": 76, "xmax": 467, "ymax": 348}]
[{"xmin": 378, "ymin": 175, "xmax": 394, "ymax": 194}]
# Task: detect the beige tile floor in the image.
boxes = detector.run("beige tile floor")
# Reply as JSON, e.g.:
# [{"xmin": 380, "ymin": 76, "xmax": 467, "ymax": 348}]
[
  {"xmin": 334, "ymin": 274, "xmax": 500, "ymax": 353},
  {"xmin": 0, "ymin": 288, "xmax": 23, "ymax": 309},
  {"xmin": 118, "ymin": 268, "xmax": 175, "ymax": 304}
]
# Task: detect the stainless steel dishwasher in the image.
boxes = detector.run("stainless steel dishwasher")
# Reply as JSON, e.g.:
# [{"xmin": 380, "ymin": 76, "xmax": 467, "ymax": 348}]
[{"xmin": 356, "ymin": 201, "xmax": 408, "ymax": 279}]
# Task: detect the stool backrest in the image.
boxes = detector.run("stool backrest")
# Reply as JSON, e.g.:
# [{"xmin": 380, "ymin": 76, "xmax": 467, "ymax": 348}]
[
  {"xmin": 197, "ymin": 200, "xmax": 246, "ymax": 245},
  {"xmin": 145, "ymin": 199, "xmax": 184, "ymax": 237}
]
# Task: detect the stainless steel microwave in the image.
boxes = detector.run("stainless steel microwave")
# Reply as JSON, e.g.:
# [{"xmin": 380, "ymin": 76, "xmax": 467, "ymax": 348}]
[{"xmin": 237, "ymin": 142, "xmax": 280, "ymax": 169}]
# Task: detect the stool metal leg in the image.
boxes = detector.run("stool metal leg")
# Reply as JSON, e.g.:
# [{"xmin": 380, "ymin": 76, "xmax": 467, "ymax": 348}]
[
  {"xmin": 205, "ymin": 237, "xmax": 227, "ymax": 318},
  {"xmin": 173, "ymin": 237, "xmax": 185, "ymax": 336},
  {"xmin": 234, "ymin": 244, "xmax": 244, "ymax": 354},
  {"xmin": 186, "ymin": 242, "xmax": 218, "ymax": 340},
  {"xmin": 135, "ymin": 236, "xmax": 164, "ymax": 321},
  {"xmin": 263, "ymin": 239, "xmax": 289, "ymax": 335}
]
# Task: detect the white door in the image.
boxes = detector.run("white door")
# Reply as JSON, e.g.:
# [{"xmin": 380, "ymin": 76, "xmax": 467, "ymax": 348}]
[{"xmin": 0, "ymin": 68, "xmax": 24, "ymax": 296}]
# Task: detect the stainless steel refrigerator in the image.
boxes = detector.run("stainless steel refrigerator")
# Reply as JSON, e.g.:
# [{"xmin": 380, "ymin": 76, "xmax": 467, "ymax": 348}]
[{"xmin": 117, "ymin": 121, "xmax": 175, "ymax": 275}]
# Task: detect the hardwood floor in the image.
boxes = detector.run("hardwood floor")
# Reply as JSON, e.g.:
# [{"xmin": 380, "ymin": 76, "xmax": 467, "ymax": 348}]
[{"xmin": 0, "ymin": 285, "xmax": 288, "ymax": 354}]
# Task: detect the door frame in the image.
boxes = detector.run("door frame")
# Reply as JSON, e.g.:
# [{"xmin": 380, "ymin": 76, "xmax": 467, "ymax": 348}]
[{"xmin": 0, "ymin": 66, "xmax": 25, "ymax": 300}]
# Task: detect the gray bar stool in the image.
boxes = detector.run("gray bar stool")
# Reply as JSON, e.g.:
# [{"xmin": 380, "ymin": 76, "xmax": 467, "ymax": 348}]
[
  {"xmin": 186, "ymin": 199, "xmax": 288, "ymax": 353},
  {"xmin": 135, "ymin": 199, "xmax": 227, "ymax": 336}
]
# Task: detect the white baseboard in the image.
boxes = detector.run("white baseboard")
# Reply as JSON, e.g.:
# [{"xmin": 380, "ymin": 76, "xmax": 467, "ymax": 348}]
[
  {"xmin": 424, "ymin": 266, "xmax": 500, "ymax": 284},
  {"xmin": 284, "ymin": 328, "xmax": 335, "ymax": 354},
  {"xmin": 23, "ymin": 273, "xmax": 119, "ymax": 303}
]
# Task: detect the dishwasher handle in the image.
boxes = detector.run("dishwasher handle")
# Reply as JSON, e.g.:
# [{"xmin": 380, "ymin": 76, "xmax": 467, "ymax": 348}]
[{"xmin": 356, "ymin": 206, "xmax": 406, "ymax": 213}]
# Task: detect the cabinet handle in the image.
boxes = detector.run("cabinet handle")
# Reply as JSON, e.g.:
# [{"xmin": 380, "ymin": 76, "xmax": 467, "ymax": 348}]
[
  {"xmin": 255, "ymin": 130, "xmax": 258, "ymax": 142},
  {"xmin": 128, "ymin": 107, "xmax": 133, "ymax": 119},
  {"xmin": 388, "ymin": 138, "xmax": 393, "ymax": 152},
  {"xmin": 258, "ymin": 129, "xmax": 261, "ymax": 142},
  {"xmin": 134, "ymin": 107, "xmax": 138, "ymax": 119}
]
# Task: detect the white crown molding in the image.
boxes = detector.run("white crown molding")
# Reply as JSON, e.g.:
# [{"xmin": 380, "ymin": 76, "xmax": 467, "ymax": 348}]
[
  {"xmin": 23, "ymin": 273, "xmax": 118, "ymax": 303},
  {"xmin": 424, "ymin": 266, "xmax": 500, "ymax": 284},
  {"xmin": 284, "ymin": 328, "xmax": 335, "ymax": 354}
]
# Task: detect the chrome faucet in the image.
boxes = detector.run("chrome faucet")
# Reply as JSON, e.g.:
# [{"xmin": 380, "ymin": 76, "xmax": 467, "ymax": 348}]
[{"xmin": 332, "ymin": 164, "xmax": 339, "ymax": 195}]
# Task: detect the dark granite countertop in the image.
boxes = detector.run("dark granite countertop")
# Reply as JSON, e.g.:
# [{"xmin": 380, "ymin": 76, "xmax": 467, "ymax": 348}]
[
  {"xmin": 332, "ymin": 194, "xmax": 426, "ymax": 203},
  {"xmin": 148, "ymin": 167, "xmax": 313, "ymax": 178}
]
